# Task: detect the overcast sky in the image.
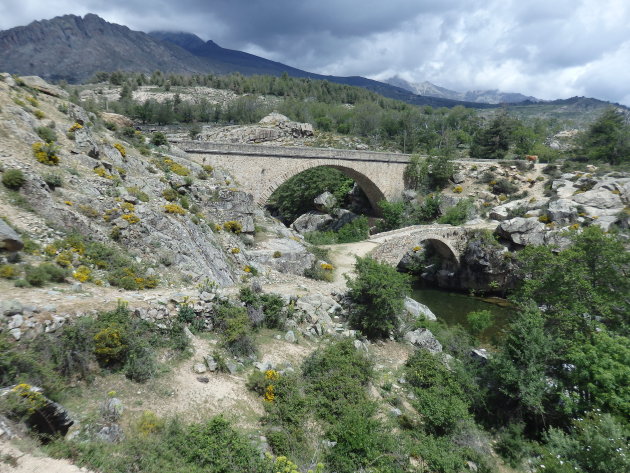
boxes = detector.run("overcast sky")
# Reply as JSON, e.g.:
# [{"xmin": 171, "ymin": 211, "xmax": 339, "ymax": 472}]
[{"xmin": 1, "ymin": 0, "xmax": 629, "ymax": 105}]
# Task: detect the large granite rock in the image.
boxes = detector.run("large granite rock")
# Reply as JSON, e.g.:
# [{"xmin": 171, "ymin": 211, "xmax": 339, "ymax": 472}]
[
  {"xmin": 20, "ymin": 75, "xmax": 69, "ymax": 98},
  {"xmin": 291, "ymin": 211, "xmax": 334, "ymax": 233},
  {"xmin": 496, "ymin": 217, "xmax": 546, "ymax": 246},
  {"xmin": 314, "ymin": 191, "xmax": 337, "ymax": 212},
  {"xmin": 572, "ymin": 188, "xmax": 623, "ymax": 210},
  {"xmin": 0, "ymin": 220, "xmax": 23, "ymax": 251},
  {"xmin": 403, "ymin": 328, "xmax": 442, "ymax": 353},
  {"xmin": 404, "ymin": 296, "xmax": 437, "ymax": 321}
]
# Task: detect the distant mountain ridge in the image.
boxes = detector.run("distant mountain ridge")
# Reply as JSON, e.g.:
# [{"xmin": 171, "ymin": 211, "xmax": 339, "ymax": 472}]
[
  {"xmin": 386, "ymin": 76, "xmax": 540, "ymax": 104},
  {"xmin": 0, "ymin": 14, "xmax": 497, "ymax": 108}
]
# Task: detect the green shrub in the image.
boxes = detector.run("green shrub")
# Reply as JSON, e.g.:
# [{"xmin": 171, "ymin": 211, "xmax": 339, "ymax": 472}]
[
  {"xmin": 150, "ymin": 132, "xmax": 168, "ymax": 147},
  {"xmin": 223, "ymin": 221, "xmax": 243, "ymax": 234},
  {"xmin": 346, "ymin": 256, "xmax": 410, "ymax": 339},
  {"xmin": 2, "ymin": 169, "xmax": 26, "ymax": 190},
  {"xmin": 467, "ymin": 309, "xmax": 494, "ymax": 335},
  {"xmin": 35, "ymin": 126, "xmax": 57, "ymax": 143},
  {"xmin": 438, "ymin": 198, "xmax": 474, "ymax": 225},
  {"xmin": 23, "ymin": 265, "xmax": 50, "ymax": 287},
  {"xmin": 492, "ymin": 178, "xmax": 519, "ymax": 195},
  {"xmin": 43, "ymin": 173, "xmax": 63, "ymax": 189},
  {"xmin": 405, "ymin": 349, "xmax": 471, "ymax": 435},
  {"xmin": 213, "ymin": 301, "xmax": 255, "ymax": 357},
  {"xmin": 302, "ymin": 339, "xmax": 373, "ymax": 420},
  {"xmin": 303, "ymin": 260, "xmax": 334, "ymax": 282}
]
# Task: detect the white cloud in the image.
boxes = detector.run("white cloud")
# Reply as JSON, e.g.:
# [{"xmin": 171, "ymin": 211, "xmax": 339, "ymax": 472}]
[{"xmin": 1, "ymin": 0, "xmax": 629, "ymax": 104}]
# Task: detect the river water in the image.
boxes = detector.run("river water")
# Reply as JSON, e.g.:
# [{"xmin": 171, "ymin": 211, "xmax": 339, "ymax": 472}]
[{"xmin": 410, "ymin": 280, "xmax": 513, "ymax": 343}]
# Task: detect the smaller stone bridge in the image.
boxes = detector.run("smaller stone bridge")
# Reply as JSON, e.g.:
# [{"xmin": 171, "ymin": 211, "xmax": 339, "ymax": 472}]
[{"xmin": 368, "ymin": 223, "xmax": 495, "ymax": 266}]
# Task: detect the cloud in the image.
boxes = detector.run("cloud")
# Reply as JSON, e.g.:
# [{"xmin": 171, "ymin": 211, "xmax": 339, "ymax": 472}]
[{"xmin": 0, "ymin": 0, "xmax": 629, "ymax": 104}]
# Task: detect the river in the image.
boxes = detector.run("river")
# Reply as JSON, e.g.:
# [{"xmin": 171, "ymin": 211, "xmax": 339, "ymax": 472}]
[{"xmin": 410, "ymin": 280, "xmax": 513, "ymax": 343}]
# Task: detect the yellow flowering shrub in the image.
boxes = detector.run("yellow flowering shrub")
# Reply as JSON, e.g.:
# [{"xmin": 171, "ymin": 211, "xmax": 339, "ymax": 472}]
[
  {"xmin": 33, "ymin": 110, "xmax": 45, "ymax": 119},
  {"xmin": 223, "ymin": 221, "xmax": 242, "ymax": 233},
  {"xmin": 231, "ymin": 247, "xmax": 240, "ymax": 254},
  {"xmin": 93, "ymin": 167, "xmax": 114, "ymax": 179},
  {"xmin": 320, "ymin": 263, "xmax": 334, "ymax": 271},
  {"xmin": 94, "ymin": 327, "xmax": 127, "ymax": 364},
  {"xmin": 73, "ymin": 265, "xmax": 92, "ymax": 282},
  {"xmin": 9, "ymin": 383, "xmax": 47, "ymax": 415},
  {"xmin": 114, "ymin": 143, "xmax": 126, "ymax": 157},
  {"xmin": 0, "ymin": 264, "xmax": 18, "ymax": 279},
  {"xmin": 121, "ymin": 202, "xmax": 135, "ymax": 213},
  {"xmin": 453, "ymin": 185, "xmax": 463, "ymax": 193},
  {"xmin": 32, "ymin": 142, "xmax": 60, "ymax": 165},
  {"xmin": 68, "ymin": 122, "xmax": 83, "ymax": 132},
  {"xmin": 163, "ymin": 203, "xmax": 186, "ymax": 215},
  {"xmin": 64, "ymin": 201, "xmax": 73, "ymax": 206},
  {"xmin": 538, "ymin": 214, "xmax": 551, "ymax": 223},
  {"xmin": 135, "ymin": 411, "xmax": 164, "ymax": 436},
  {"xmin": 55, "ymin": 250, "xmax": 74, "ymax": 267},
  {"xmin": 412, "ymin": 246, "xmax": 422, "ymax": 252},
  {"xmin": 122, "ymin": 213, "xmax": 140, "ymax": 224},
  {"xmin": 264, "ymin": 384, "xmax": 275, "ymax": 402}
]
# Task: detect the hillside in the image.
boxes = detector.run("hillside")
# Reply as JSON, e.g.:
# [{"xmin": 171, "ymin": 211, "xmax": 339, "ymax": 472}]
[{"xmin": 0, "ymin": 75, "xmax": 628, "ymax": 473}]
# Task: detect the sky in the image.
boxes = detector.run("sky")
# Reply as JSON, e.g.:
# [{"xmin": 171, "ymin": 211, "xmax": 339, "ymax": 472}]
[{"xmin": 1, "ymin": 0, "xmax": 629, "ymax": 105}]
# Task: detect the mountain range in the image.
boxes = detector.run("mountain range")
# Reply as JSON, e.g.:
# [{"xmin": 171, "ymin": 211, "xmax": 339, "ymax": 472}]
[
  {"xmin": 385, "ymin": 76, "xmax": 539, "ymax": 104},
  {"xmin": 0, "ymin": 14, "xmax": 624, "ymax": 112}
]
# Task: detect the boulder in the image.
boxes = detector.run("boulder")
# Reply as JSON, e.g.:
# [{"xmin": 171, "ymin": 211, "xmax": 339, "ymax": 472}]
[
  {"xmin": 314, "ymin": 191, "xmax": 337, "ymax": 212},
  {"xmin": 404, "ymin": 296, "xmax": 437, "ymax": 321},
  {"xmin": 291, "ymin": 211, "xmax": 334, "ymax": 233},
  {"xmin": 403, "ymin": 328, "xmax": 442, "ymax": 353},
  {"xmin": 547, "ymin": 199, "xmax": 578, "ymax": 223},
  {"xmin": 330, "ymin": 209, "xmax": 359, "ymax": 231},
  {"xmin": 101, "ymin": 112, "xmax": 134, "ymax": 128},
  {"xmin": 572, "ymin": 188, "xmax": 623, "ymax": 209},
  {"xmin": 101, "ymin": 397, "xmax": 124, "ymax": 422},
  {"xmin": 20, "ymin": 76, "xmax": 69, "ymax": 98},
  {"xmin": 497, "ymin": 217, "xmax": 546, "ymax": 246},
  {"xmin": 0, "ymin": 220, "xmax": 23, "ymax": 251},
  {"xmin": 451, "ymin": 171, "xmax": 465, "ymax": 184},
  {"xmin": 285, "ymin": 330, "xmax": 297, "ymax": 343}
]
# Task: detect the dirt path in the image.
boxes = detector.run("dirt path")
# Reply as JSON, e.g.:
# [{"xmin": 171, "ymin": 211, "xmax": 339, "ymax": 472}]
[{"xmin": 0, "ymin": 439, "xmax": 91, "ymax": 473}]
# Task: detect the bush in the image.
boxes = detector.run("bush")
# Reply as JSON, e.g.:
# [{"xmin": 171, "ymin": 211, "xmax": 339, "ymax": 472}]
[
  {"xmin": 43, "ymin": 173, "xmax": 63, "ymax": 189},
  {"xmin": 150, "ymin": 132, "xmax": 168, "ymax": 147},
  {"xmin": 213, "ymin": 301, "xmax": 255, "ymax": 357},
  {"xmin": 302, "ymin": 339, "xmax": 373, "ymax": 420},
  {"xmin": 405, "ymin": 349, "xmax": 471, "ymax": 435},
  {"xmin": 0, "ymin": 264, "xmax": 18, "ymax": 279},
  {"xmin": 35, "ymin": 126, "xmax": 57, "ymax": 143},
  {"xmin": 2, "ymin": 169, "xmax": 26, "ymax": 189},
  {"xmin": 223, "ymin": 221, "xmax": 242, "ymax": 233},
  {"xmin": 467, "ymin": 309, "xmax": 494, "ymax": 335},
  {"xmin": 32, "ymin": 142, "xmax": 60, "ymax": 165},
  {"xmin": 303, "ymin": 260, "xmax": 334, "ymax": 282},
  {"xmin": 24, "ymin": 265, "xmax": 50, "ymax": 287},
  {"xmin": 438, "ymin": 198, "xmax": 474, "ymax": 225},
  {"xmin": 492, "ymin": 178, "xmax": 519, "ymax": 195},
  {"xmin": 346, "ymin": 256, "xmax": 411, "ymax": 339}
]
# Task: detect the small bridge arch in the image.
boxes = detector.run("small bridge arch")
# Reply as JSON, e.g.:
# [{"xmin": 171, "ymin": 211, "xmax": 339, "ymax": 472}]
[{"xmin": 417, "ymin": 236, "xmax": 460, "ymax": 265}]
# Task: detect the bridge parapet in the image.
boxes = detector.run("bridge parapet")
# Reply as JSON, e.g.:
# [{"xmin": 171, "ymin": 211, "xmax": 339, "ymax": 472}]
[{"xmin": 176, "ymin": 140, "xmax": 412, "ymax": 164}]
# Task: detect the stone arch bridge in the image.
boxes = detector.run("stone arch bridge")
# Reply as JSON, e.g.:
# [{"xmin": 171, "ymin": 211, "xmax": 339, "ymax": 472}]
[
  {"xmin": 367, "ymin": 223, "xmax": 495, "ymax": 266},
  {"xmin": 179, "ymin": 141, "xmax": 412, "ymax": 215}
]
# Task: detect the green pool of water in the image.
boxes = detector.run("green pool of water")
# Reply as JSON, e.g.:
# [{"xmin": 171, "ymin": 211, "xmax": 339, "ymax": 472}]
[{"xmin": 410, "ymin": 281, "xmax": 514, "ymax": 342}]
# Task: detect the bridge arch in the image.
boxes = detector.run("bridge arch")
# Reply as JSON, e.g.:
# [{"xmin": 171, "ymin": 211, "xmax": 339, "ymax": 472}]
[
  {"xmin": 417, "ymin": 237, "xmax": 460, "ymax": 265},
  {"xmin": 259, "ymin": 161, "xmax": 387, "ymax": 216}
]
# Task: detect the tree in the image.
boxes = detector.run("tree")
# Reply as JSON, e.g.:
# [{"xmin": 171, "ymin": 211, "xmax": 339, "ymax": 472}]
[
  {"xmin": 578, "ymin": 107, "xmax": 630, "ymax": 165},
  {"xmin": 345, "ymin": 256, "xmax": 411, "ymax": 339},
  {"xmin": 489, "ymin": 302, "xmax": 553, "ymax": 425},
  {"xmin": 514, "ymin": 226, "xmax": 630, "ymax": 339},
  {"xmin": 470, "ymin": 110, "xmax": 517, "ymax": 159}
]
